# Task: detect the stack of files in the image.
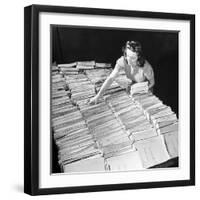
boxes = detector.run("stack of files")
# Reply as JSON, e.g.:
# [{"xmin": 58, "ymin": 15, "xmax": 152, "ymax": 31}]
[
  {"xmin": 129, "ymin": 128, "xmax": 157, "ymax": 142},
  {"xmin": 130, "ymin": 81, "xmax": 149, "ymax": 96},
  {"xmin": 65, "ymin": 74, "xmax": 96, "ymax": 102},
  {"xmin": 52, "ymin": 96, "xmax": 71, "ymax": 107},
  {"xmin": 52, "ymin": 81, "xmax": 67, "ymax": 91},
  {"xmin": 52, "ymin": 89, "xmax": 70, "ymax": 99},
  {"xmin": 51, "ymin": 72, "xmax": 74, "ymax": 117},
  {"xmin": 131, "ymin": 92, "xmax": 178, "ymax": 159},
  {"xmin": 134, "ymin": 95, "xmax": 163, "ymax": 117},
  {"xmin": 52, "ymin": 74, "xmax": 67, "ymax": 93},
  {"xmin": 53, "ymin": 110, "xmax": 87, "ymax": 141},
  {"xmin": 131, "ymin": 92, "xmax": 153, "ymax": 102},
  {"xmin": 76, "ymin": 60, "xmax": 95, "ymax": 70},
  {"xmin": 57, "ymin": 62, "xmax": 77, "ymax": 68},
  {"xmin": 52, "ymin": 74, "xmax": 65, "ymax": 83},
  {"xmin": 51, "ymin": 90, "xmax": 73, "ymax": 110},
  {"xmin": 52, "ymin": 110, "xmax": 84, "ymax": 133},
  {"xmin": 63, "ymin": 156, "xmax": 105, "ymax": 173},
  {"xmin": 51, "ymin": 63, "xmax": 179, "ymax": 171},
  {"xmin": 103, "ymin": 140, "xmax": 135, "ymax": 159},
  {"xmin": 51, "ymin": 67, "xmax": 104, "ymax": 171},
  {"xmin": 105, "ymin": 149, "xmax": 144, "ymax": 171},
  {"xmin": 132, "ymin": 93, "xmax": 176, "ymax": 123},
  {"xmin": 156, "ymin": 120, "xmax": 178, "ymax": 135},
  {"xmin": 79, "ymin": 101, "xmax": 131, "ymax": 157},
  {"xmin": 103, "ymin": 81, "xmax": 124, "ymax": 96},
  {"xmin": 106, "ymin": 90, "xmax": 157, "ymax": 143},
  {"xmin": 134, "ymin": 95, "xmax": 160, "ymax": 109},
  {"xmin": 152, "ymin": 113, "xmax": 177, "ymax": 127},
  {"xmin": 85, "ymin": 68, "xmax": 112, "ymax": 93},
  {"xmin": 105, "ymin": 91, "xmax": 147, "ymax": 129},
  {"xmin": 56, "ymin": 127, "xmax": 103, "ymax": 166},
  {"xmin": 65, "ymin": 74, "xmax": 89, "ymax": 84},
  {"xmin": 95, "ymin": 62, "xmax": 112, "ymax": 68},
  {"xmin": 149, "ymin": 106, "xmax": 175, "ymax": 121},
  {"xmin": 59, "ymin": 67, "xmax": 79, "ymax": 75},
  {"xmin": 156, "ymin": 119, "xmax": 178, "ymax": 158},
  {"xmin": 70, "ymin": 85, "xmax": 95, "ymax": 102},
  {"xmin": 163, "ymin": 131, "xmax": 178, "ymax": 158},
  {"xmin": 52, "ymin": 115, "xmax": 103, "ymax": 170},
  {"xmin": 134, "ymin": 135, "xmax": 171, "ymax": 168},
  {"xmin": 60, "ymin": 147, "xmax": 103, "ymax": 167},
  {"xmin": 52, "ymin": 103, "xmax": 77, "ymax": 119},
  {"xmin": 85, "ymin": 68, "xmax": 112, "ymax": 85}
]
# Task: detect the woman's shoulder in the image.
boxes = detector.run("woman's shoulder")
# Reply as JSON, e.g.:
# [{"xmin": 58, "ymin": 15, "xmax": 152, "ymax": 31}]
[
  {"xmin": 143, "ymin": 60, "xmax": 154, "ymax": 78},
  {"xmin": 116, "ymin": 56, "xmax": 126, "ymax": 67}
]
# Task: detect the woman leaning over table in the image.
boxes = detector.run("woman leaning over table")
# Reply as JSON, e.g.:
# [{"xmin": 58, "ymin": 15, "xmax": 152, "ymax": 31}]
[{"xmin": 89, "ymin": 41, "xmax": 155, "ymax": 104}]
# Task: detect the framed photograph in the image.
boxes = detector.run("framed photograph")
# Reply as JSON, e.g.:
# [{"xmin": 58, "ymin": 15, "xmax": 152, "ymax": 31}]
[{"xmin": 24, "ymin": 4, "xmax": 195, "ymax": 195}]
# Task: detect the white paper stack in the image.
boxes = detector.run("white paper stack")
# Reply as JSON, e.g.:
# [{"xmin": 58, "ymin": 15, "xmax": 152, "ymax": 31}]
[
  {"xmin": 63, "ymin": 156, "xmax": 105, "ymax": 173},
  {"xmin": 131, "ymin": 92, "xmax": 179, "ymax": 162},
  {"xmin": 85, "ymin": 68, "xmax": 112, "ymax": 84},
  {"xmin": 134, "ymin": 135, "xmax": 171, "ymax": 168},
  {"xmin": 130, "ymin": 81, "xmax": 149, "ymax": 95},
  {"xmin": 76, "ymin": 60, "xmax": 95, "ymax": 70},
  {"xmin": 60, "ymin": 67, "xmax": 79, "ymax": 75},
  {"xmin": 95, "ymin": 62, "xmax": 112, "ymax": 68},
  {"xmin": 102, "ymin": 81, "xmax": 124, "ymax": 96},
  {"xmin": 105, "ymin": 150, "xmax": 144, "ymax": 171},
  {"xmin": 65, "ymin": 74, "xmax": 96, "ymax": 102},
  {"xmin": 79, "ymin": 101, "xmax": 132, "ymax": 158},
  {"xmin": 105, "ymin": 90, "xmax": 157, "ymax": 142},
  {"xmin": 51, "ymin": 60, "xmax": 179, "ymax": 173},
  {"xmin": 58, "ymin": 62, "xmax": 77, "ymax": 68}
]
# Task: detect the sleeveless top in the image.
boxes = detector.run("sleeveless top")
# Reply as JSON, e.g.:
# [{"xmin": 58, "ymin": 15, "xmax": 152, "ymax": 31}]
[{"xmin": 116, "ymin": 56, "xmax": 154, "ymax": 83}]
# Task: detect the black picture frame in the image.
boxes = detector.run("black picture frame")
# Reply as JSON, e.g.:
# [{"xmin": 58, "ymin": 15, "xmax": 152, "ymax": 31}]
[{"xmin": 24, "ymin": 4, "xmax": 195, "ymax": 196}]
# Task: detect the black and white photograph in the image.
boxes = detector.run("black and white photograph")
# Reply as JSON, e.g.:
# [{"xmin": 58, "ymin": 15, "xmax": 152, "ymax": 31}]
[
  {"xmin": 24, "ymin": 4, "xmax": 195, "ymax": 195},
  {"xmin": 51, "ymin": 25, "xmax": 179, "ymax": 174}
]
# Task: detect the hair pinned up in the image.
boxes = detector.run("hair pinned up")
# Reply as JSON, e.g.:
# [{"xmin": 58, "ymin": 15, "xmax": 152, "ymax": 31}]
[{"xmin": 122, "ymin": 40, "xmax": 145, "ymax": 67}]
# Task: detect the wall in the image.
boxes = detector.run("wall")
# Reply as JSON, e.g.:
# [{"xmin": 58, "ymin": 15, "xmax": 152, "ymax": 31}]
[{"xmin": 0, "ymin": 0, "xmax": 199, "ymax": 199}]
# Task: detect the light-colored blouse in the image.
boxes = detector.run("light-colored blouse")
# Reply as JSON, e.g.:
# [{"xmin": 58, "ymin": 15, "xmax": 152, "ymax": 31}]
[{"xmin": 116, "ymin": 56, "xmax": 154, "ymax": 83}]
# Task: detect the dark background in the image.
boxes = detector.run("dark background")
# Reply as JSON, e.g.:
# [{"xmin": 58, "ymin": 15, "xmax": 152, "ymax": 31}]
[{"xmin": 51, "ymin": 26, "xmax": 179, "ymax": 173}]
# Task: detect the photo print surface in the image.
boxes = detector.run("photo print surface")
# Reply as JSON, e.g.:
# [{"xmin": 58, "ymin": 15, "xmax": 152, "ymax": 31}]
[{"xmin": 50, "ymin": 25, "xmax": 179, "ymax": 174}]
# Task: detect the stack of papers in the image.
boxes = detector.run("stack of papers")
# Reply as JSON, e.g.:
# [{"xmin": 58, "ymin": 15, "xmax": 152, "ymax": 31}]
[
  {"xmin": 63, "ymin": 157, "xmax": 105, "ymax": 173},
  {"xmin": 134, "ymin": 135, "xmax": 171, "ymax": 168},
  {"xmin": 51, "ymin": 62, "xmax": 179, "ymax": 173},
  {"xmin": 95, "ymin": 62, "xmax": 112, "ymax": 68},
  {"xmin": 130, "ymin": 81, "xmax": 149, "ymax": 95},
  {"xmin": 76, "ymin": 60, "xmax": 95, "ymax": 70},
  {"xmin": 58, "ymin": 62, "xmax": 79, "ymax": 75},
  {"xmin": 65, "ymin": 74, "xmax": 96, "ymax": 102},
  {"xmin": 105, "ymin": 150, "xmax": 144, "ymax": 171},
  {"xmin": 58, "ymin": 62, "xmax": 77, "ymax": 68}
]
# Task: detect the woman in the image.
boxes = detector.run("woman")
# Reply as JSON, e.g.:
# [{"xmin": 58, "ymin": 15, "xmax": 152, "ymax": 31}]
[{"xmin": 89, "ymin": 41, "xmax": 155, "ymax": 104}]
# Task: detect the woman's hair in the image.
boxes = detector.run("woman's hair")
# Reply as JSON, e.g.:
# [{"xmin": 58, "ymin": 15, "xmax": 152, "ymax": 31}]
[{"xmin": 122, "ymin": 41, "xmax": 145, "ymax": 67}]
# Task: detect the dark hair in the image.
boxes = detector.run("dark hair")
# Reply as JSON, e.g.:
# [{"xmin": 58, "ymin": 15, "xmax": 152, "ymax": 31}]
[{"xmin": 122, "ymin": 41, "xmax": 145, "ymax": 67}]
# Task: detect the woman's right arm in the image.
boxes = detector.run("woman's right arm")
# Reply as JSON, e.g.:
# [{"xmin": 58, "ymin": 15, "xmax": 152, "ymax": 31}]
[{"xmin": 89, "ymin": 63, "xmax": 121, "ymax": 104}]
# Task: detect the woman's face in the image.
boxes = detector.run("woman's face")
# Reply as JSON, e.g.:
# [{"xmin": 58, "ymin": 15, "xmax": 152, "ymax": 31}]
[{"xmin": 126, "ymin": 48, "xmax": 138, "ymax": 66}]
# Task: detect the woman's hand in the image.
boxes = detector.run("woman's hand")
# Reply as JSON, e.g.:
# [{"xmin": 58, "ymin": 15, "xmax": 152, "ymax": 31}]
[{"xmin": 89, "ymin": 95, "xmax": 100, "ymax": 105}]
